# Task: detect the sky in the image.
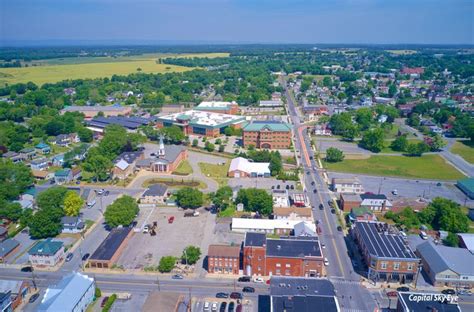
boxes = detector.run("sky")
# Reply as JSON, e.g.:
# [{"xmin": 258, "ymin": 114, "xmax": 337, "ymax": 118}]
[{"xmin": 0, "ymin": 0, "xmax": 473, "ymax": 45}]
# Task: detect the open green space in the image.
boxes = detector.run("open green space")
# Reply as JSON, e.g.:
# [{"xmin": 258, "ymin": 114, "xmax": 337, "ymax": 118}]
[
  {"xmin": 143, "ymin": 177, "xmax": 207, "ymax": 190},
  {"xmin": 198, "ymin": 161, "xmax": 230, "ymax": 187},
  {"xmin": 0, "ymin": 52, "xmax": 228, "ymax": 85},
  {"xmin": 450, "ymin": 141, "xmax": 474, "ymax": 164},
  {"xmin": 171, "ymin": 160, "xmax": 193, "ymax": 175},
  {"xmin": 324, "ymin": 154, "xmax": 465, "ymax": 180},
  {"xmin": 379, "ymin": 139, "xmax": 421, "ymax": 154}
]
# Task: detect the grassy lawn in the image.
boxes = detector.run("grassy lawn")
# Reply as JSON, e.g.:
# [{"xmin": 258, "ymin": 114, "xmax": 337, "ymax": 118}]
[
  {"xmin": 450, "ymin": 141, "xmax": 474, "ymax": 164},
  {"xmin": 171, "ymin": 160, "xmax": 193, "ymax": 175},
  {"xmin": 198, "ymin": 161, "xmax": 230, "ymax": 187},
  {"xmin": 218, "ymin": 206, "xmax": 236, "ymax": 218},
  {"xmin": 324, "ymin": 154, "xmax": 465, "ymax": 180},
  {"xmin": 0, "ymin": 53, "xmax": 228, "ymax": 85},
  {"xmin": 142, "ymin": 177, "xmax": 207, "ymax": 189},
  {"xmin": 379, "ymin": 139, "xmax": 420, "ymax": 154}
]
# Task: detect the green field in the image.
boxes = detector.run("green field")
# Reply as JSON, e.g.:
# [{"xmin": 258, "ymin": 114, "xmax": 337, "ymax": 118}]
[
  {"xmin": 450, "ymin": 141, "xmax": 474, "ymax": 164},
  {"xmin": 171, "ymin": 160, "xmax": 193, "ymax": 175},
  {"xmin": 198, "ymin": 161, "xmax": 230, "ymax": 187},
  {"xmin": 324, "ymin": 154, "xmax": 465, "ymax": 180},
  {"xmin": 142, "ymin": 177, "xmax": 207, "ymax": 190},
  {"xmin": 0, "ymin": 53, "xmax": 229, "ymax": 86}
]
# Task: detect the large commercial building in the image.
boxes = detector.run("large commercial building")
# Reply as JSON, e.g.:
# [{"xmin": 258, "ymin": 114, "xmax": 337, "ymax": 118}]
[
  {"xmin": 61, "ymin": 104, "xmax": 132, "ymax": 119},
  {"xmin": 352, "ymin": 222, "xmax": 420, "ymax": 284},
  {"xmin": 331, "ymin": 178, "xmax": 364, "ymax": 194},
  {"xmin": 155, "ymin": 110, "xmax": 247, "ymax": 137},
  {"xmin": 243, "ymin": 233, "xmax": 324, "ymax": 278},
  {"xmin": 457, "ymin": 178, "xmax": 474, "ymax": 199},
  {"xmin": 194, "ymin": 101, "xmax": 239, "ymax": 115},
  {"xmin": 228, "ymin": 157, "xmax": 270, "ymax": 178},
  {"xmin": 86, "ymin": 116, "xmax": 151, "ymax": 133},
  {"xmin": 242, "ymin": 121, "xmax": 292, "ymax": 149}
]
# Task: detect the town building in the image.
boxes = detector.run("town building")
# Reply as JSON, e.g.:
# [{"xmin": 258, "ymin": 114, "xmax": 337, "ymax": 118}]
[
  {"xmin": 35, "ymin": 143, "xmax": 51, "ymax": 155},
  {"xmin": 0, "ymin": 280, "xmax": 29, "ymax": 311},
  {"xmin": 0, "ymin": 292, "xmax": 12, "ymax": 312},
  {"xmin": 28, "ymin": 239, "xmax": 65, "ymax": 267},
  {"xmin": 31, "ymin": 170, "xmax": 54, "ymax": 181},
  {"xmin": 331, "ymin": 178, "xmax": 364, "ymax": 194},
  {"xmin": 155, "ymin": 110, "xmax": 246, "ymax": 137},
  {"xmin": 360, "ymin": 194, "xmax": 392, "ymax": 212},
  {"xmin": 54, "ymin": 133, "xmax": 79, "ymax": 147},
  {"xmin": 38, "ymin": 272, "xmax": 95, "ymax": 312},
  {"xmin": 61, "ymin": 216, "xmax": 85, "ymax": 234},
  {"xmin": 416, "ymin": 241, "xmax": 474, "ymax": 288},
  {"xmin": 158, "ymin": 104, "xmax": 186, "ymax": 115},
  {"xmin": 397, "ymin": 292, "xmax": 461, "ymax": 312},
  {"xmin": 61, "ymin": 104, "xmax": 132, "ymax": 119},
  {"xmin": 207, "ymin": 245, "xmax": 241, "ymax": 275},
  {"xmin": 87, "ymin": 227, "xmax": 133, "ymax": 269},
  {"xmin": 140, "ymin": 184, "xmax": 169, "ymax": 205},
  {"xmin": 194, "ymin": 101, "xmax": 239, "ymax": 115},
  {"xmin": 86, "ymin": 116, "xmax": 150, "ymax": 133},
  {"xmin": 227, "ymin": 157, "xmax": 270, "ymax": 178},
  {"xmin": 19, "ymin": 148, "xmax": 36, "ymax": 160},
  {"xmin": 293, "ymin": 222, "xmax": 317, "ymax": 237},
  {"xmin": 2, "ymin": 152, "xmax": 24, "ymax": 164},
  {"xmin": 272, "ymin": 190, "xmax": 290, "ymax": 208},
  {"xmin": 340, "ymin": 193, "xmax": 362, "ymax": 212},
  {"xmin": 348, "ymin": 207, "xmax": 376, "ymax": 222},
  {"xmin": 352, "ymin": 222, "xmax": 420, "ymax": 284},
  {"xmin": 112, "ymin": 151, "xmax": 145, "ymax": 180},
  {"xmin": 243, "ymin": 233, "xmax": 323, "ymax": 278},
  {"xmin": 135, "ymin": 139, "xmax": 187, "ymax": 174},
  {"xmin": 242, "ymin": 121, "xmax": 292, "ymax": 149},
  {"xmin": 231, "ymin": 218, "xmax": 315, "ymax": 235},
  {"xmin": 273, "ymin": 207, "xmax": 313, "ymax": 221},
  {"xmin": 54, "ymin": 169, "xmax": 73, "ymax": 185},
  {"xmin": 457, "ymin": 178, "xmax": 474, "ymax": 199},
  {"xmin": 259, "ymin": 100, "xmax": 283, "ymax": 107},
  {"xmin": 30, "ymin": 158, "xmax": 49, "ymax": 171},
  {"xmin": 0, "ymin": 239, "xmax": 20, "ymax": 263}
]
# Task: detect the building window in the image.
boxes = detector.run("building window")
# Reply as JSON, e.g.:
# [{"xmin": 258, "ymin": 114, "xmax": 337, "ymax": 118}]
[
  {"xmin": 407, "ymin": 263, "xmax": 414, "ymax": 270},
  {"xmin": 276, "ymin": 269, "xmax": 281, "ymax": 275},
  {"xmin": 285, "ymin": 264, "xmax": 291, "ymax": 268},
  {"xmin": 394, "ymin": 262, "xmax": 400, "ymax": 270},
  {"xmin": 276, "ymin": 263, "xmax": 281, "ymax": 267},
  {"xmin": 381, "ymin": 262, "xmax": 387, "ymax": 269}
]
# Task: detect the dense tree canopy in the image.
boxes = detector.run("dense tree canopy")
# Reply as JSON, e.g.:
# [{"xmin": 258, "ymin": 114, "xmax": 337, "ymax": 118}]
[
  {"xmin": 104, "ymin": 195, "xmax": 139, "ymax": 227},
  {"xmin": 236, "ymin": 188, "xmax": 273, "ymax": 215},
  {"xmin": 176, "ymin": 187, "xmax": 204, "ymax": 209}
]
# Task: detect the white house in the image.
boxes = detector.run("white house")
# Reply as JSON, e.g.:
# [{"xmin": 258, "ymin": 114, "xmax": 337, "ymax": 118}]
[
  {"xmin": 228, "ymin": 157, "xmax": 271, "ymax": 178},
  {"xmin": 331, "ymin": 178, "xmax": 364, "ymax": 194},
  {"xmin": 28, "ymin": 239, "xmax": 64, "ymax": 267}
]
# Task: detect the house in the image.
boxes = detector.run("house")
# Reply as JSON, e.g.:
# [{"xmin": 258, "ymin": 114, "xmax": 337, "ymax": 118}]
[
  {"xmin": 51, "ymin": 154, "xmax": 64, "ymax": 167},
  {"xmin": 360, "ymin": 194, "xmax": 392, "ymax": 212},
  {"xmin": 416, "ymin": 241, "xmax": 474, "ymax": 288},
  {"xmin": 0, "ymin": 228, "xmax": 7, "ymax": 241},
  {"xmin": 228, "ymin": 157, "xmax": 270, "ymax": 178},
  {"xmin": 19, "ymin": 148, "xmax": 36, "ymax": 160},
  {"xmin": 273, "ymin": 207, "xmax": 313, "ymax": 221},
  {"xmin": 61, "ymin": 216, "xmax": 85, "ymax": 234},
  {"xmin": 231, "ymin": 218, "xmax": 315, "ymax": 235},
  {"xmin": 0, "ymin": 280, "xmax": 29, "ymax": 311},
  {"xmin": 28, "ymin": 239, "xmax": 65, "ymax": 267},
  {"xmin": 2, "ymin": 151, "xmax": 24, "ymax": 164},
  {"xmin": 352, "ymin": 221, "xmax": 420, "ymax": 284},
  {"xmin": 0, "ymin": 239, "xmax": 20, "ymax": 263},
  {"xmin": 397, "ymin": 292, "xmax": 460, "ymax": 312},
  {"xmin": 30, "ymin": 158, "xmax": 49, "ymax": 171},
  {"xmin": 87, "ymin": 227, "xmax": 133, "ymax": 269},
  {"xmin": 207, "ymin": 245, "xmax": 241, "ymax": 274},
  {"xmin": 55, "ymin": 133, "xmax": 79, "ymax": 147},
  {"xmin": 242, "ymin": 121, "xmax": 292, "ymax": 149},
  {"xmin": 13, "ymin": 199, "xmax": 33, "ymax": 210},
  {"xmin": 31, "ymin": 170, "xmax": 54, "ymax": 181},
  {"xmin": 0, "ymin": 292, "xmax": 12, "ymax": 312},
  {"xmin": 38, "ymin": 272, "xmax": 95, "ymax": 312},
  {"xmin": 35, "ymin": 143, "xmax": 51, "ymax": 155},
  {"xmin": 457, "ymin": 178, "xmax": 474, "ymax": 199},
  {"xmin": 112, "ymin": 151, "xmax": 145, "ymax": 180},
  {"xmin": 331, "ymin": 177, "xmax": 364, "ymax": 194},
  {"xmin": 340, "ymin": 193, "xmax": 362, "ymax": 212},
  {"xmin": 135, "ymin": 139, "xmax": 187, "ymax": 174},
  {"xmin": 140, "ymin": 184, "xmax": 168, "ymax": 205},
  {"xmin": 243, "ymin": 233, "xmax": 323, "ymax": 278},
  {"xmin": 272, "ymin": 190, "xmax": 290, "ymax": 208},
  {"xmin": 458, "ymin": 233, "xmax": 474, "ymax": 253},
  {"xmin": 349, "ymin": 207, "xmax": 376, "ymax": 222},
  {"xmin": 54, "ymin": 169, "xmax": 73, "ymax": 185}
]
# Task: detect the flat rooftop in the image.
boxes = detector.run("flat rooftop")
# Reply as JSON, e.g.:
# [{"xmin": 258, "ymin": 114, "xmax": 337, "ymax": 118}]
[
  {"xmin": 270, "ymin": 277, "xmax": 335, "ymax": 297},
  {"xmin": 90, "ymin": 227, "xmax": 132, "ymax": 261},
  {"xmin": 354, "ymin": 222, "xmax": 417, "ymax": 260},
  {"xmin": 196, "ymin": 101, "xmax": 237, "ymax": 109},
  {"xmin": 157, "ymin": 110, "xmax": 246, "ymax": 128},
  {"xmin": 266, "ymin": 237, "xmax": 321, "ymax": 258}
]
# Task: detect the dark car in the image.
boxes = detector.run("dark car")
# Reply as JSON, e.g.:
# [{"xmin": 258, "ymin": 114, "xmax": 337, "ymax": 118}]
[
  {"xmin": 236, "ymin": 304, "xmax": 243, "ymax": 312},
  {"xmin": 230, "ymin": 292, "xmax": 242, "ymax": 299},
  {"xmin": 29, "ymin": 293, "xmax": 40, "ymax": 303},
  {"xmin": 309, "ymin": 156, "xmax": 313, "ymax": 160},
  {"xmin": 337, "ymin": 226, "xmax": 343, "ymax": 231},
  {"xmin": 219, "ymin": 302, "xmax": 227, "ymax": 312},
  {"xmin": 101, "ymin": 296, "xmax": 109, "ymax": 307},
  {"xmin": 311, "ymin": 181, "xmax": 315, "ymax": 185},
  {"xmin": 82, "ymin": 253, "xmax": 90, "ymax": 261},
  {"xmin": 65, "ymin": 252, "xmax": 74, "ymax": 262},
  {"xmin": 331, "ymin": 208, "xmax": 336, "ymax": 214},
  {"xmin": 21, "ymin": 266, "xmax": 33, "ymax": 272},
  {"xmin": 228, "ymin": 302, "xmax": 235, "ymax": 312},
  {"xmin": 328, "ymin": 200, "xmax": 333, "ymax": 207},
  {"xmin": 242, "ymin": 286, "xmax": 255, "ymax": 293},
  {"xmin": 216, "ymin": 292, "xmax": 229, "ymax": 298},
  {"xmin": 306, "ymin": 171, "xmax": 310, "ymax": 175},
  {"xmin": 397, "ymin": 286, "xmax": 410, "ymax": 292},
  {"xmin": 319, "ymin": 204, "xmax": 323, "ymax": 209},
  {"xmin": 104, "ymin": 190, "xmax": 110, "ymax": 196},
  {"xmin": 238, "ymin": 276, "xmax": 251, "ymax": 282},
  {"xmin": 386, "ymin": 291, "xmax": 398, "ymax": 297},
  {"xmin": 442, "ymin": 289, "xmax": 456, "ymax": 295},
  {"xmin": 313, "ymin": 189, "xmax": 317, "ymax": 193}
]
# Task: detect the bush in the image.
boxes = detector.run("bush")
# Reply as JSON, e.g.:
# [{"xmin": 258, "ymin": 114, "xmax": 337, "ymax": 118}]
[
  {"xmin": 325, "ymin": 147, "xmax": 344, "ymax": 163},
  {"xmin": 181, "ymin": 246, "xmax": 201, "ymax": 265},
  {"xmin": 95, "ymin": 287, "xmax": 102, "ymax": 298},
  {"xmin": 158, "ymin": 256, "xmax": 177, "ymax": 273},
  {"xmin": 102, "ymin": 294, "xmax": 117, "ymax": 312}
]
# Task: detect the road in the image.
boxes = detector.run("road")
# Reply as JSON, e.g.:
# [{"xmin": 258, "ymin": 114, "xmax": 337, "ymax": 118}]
[{"xmin": 282, "ymin": 76, "xmax": 376, "ymax": 311}]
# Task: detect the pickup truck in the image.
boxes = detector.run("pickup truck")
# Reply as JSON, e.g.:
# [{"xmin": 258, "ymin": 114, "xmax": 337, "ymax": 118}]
[{"xmin": 184, "ymin": 211, "xmax": 200, "ymax": 217}]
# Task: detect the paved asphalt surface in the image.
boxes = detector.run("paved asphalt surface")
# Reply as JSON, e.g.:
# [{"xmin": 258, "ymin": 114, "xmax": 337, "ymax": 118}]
[{"xmin": 282, "ymin": 76, "xmax": 376, "ymax": 312}]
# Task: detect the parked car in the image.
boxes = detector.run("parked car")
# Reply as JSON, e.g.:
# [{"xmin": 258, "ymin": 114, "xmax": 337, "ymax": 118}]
[
  {"xmin": 242, "ymin": 287, "xmax": 255, "ymax": 293},
  {"xmin": 219, "ymin": 302, "xmax": 227, "ymax": 312},
  {"xmin": 397, "ymin": 286, "xmax": 410, "ymax": 292},
  {"xmin": 386, "ymin": 291, "xmax": 398, "ymax": 297},
  {"xmin": 392, "ymin": 189, "xmax": 398, "ymax": 195},
  {"xmin": 82, "ymin": 253, "xmax": 90, "ymax": 261},
  {"xmin": 96, "ymin": 189, "xmax": 104, "ymax": 195},
  {"xmin": 236, "ymin": 304, "xmax": 243, "ymax": 312},
  {"xmin": 168, "ymin": 216, "xmax": 175, "ymax": 223},
  {"xmin": 87, "ymin": 200, "xmax": 96, "ymax": 208},
  {"xmin": 211, "ymin": 302, "xmax": 218, "ymax": 311},
  {"xmin": 253, "ymin": 277, "xmax": 264, "ymax": 283},
  {"xmin": 238, "ymin": 276, "xmax": 251, "ymax": 282},
  {"xmin": 321, "ymin": 243, "xmax": 326, "ymax": 249},
  {"xmin": 228, "ymin": 302, "xmax": 235, "ymax": 312},
  {"xmin": 331, "ymin": 208, "xmax": 336, "ymax": 214},
  {"xmin": 216, "ymin": 292, "xmax": 229, "ymax": 298},
  {"xmin": 324, "ymin": 258, "xmax": 329, "ymax": 266},
  {"xmin": 230, "ymin": 292, "xmax": 242, "ymax": 299},
  {"xmin": 101, "ymin": 297, "xmax": 109, "ymax": 308},
  {"xmin": 172, "ymin": 274, "xmax": 184, "ymax": 280},
  {"xmin": 311, "ymin": 181, "xmax": 315, "ymax": 185},
  {"xmin": 442, "ymin": 289, "xmax": 456, "ymax": 295},
  {"xmin": 21, "ymin": 266, "xmax": 33, "ymax": 272},
  {"xmin": 337, "ymin": 226, "xmax": 342, "ymax": 232},
  {"xmin": 104, "ymin": 190, "xmax": 110, "ymax": 196},
  {"xmin": 65, "ymin": 253, "xmax": 74, "ymax": 262},
  {"xmin": 319, "ymin": 204, "xmax": 323, "ymax": 209},
  {"xmin": 29, "ymin": 293, "xmax": 40, "ymax": 303},
  {"xmin": 313, "ymin": 189, "xmax": 317, "ymax": 193}
]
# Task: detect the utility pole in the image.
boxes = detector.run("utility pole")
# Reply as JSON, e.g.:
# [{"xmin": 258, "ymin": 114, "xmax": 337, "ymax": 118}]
[{"xmin": 156, "ymin": 277, "xmax": 160, "ymax": 291}]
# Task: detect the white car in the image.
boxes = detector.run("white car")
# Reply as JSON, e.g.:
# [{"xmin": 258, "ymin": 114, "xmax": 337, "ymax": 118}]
[
  {"xmin": 86, "ymin": 200, "xmax": 96, "ymax": 208},
  {"xmin": 142, "ymin": 225, "xmax": 149, "ymax": 233},
  {"xmin": 211, "ymin": 302, "xmax": 218, "ymax": 311},
  {"xmin": 253, "ymin": 277, "xmax": 264, "ymax": 283},
  {"xmin": 321, "ymin": 243, "xmax": 326, "ymax": 249},
  {"xmin": 203, "ymin": 302, "xmax": 210, "ymax": 311},
  {"xmin": 324, "ymin": 258, "xmax": 329, "ymax": 266}
]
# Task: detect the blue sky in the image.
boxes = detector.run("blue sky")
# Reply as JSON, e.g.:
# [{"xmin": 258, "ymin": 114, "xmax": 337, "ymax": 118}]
[{"xmin": 1, "ymin": 0, "xmax": 473, "ymax": 45}]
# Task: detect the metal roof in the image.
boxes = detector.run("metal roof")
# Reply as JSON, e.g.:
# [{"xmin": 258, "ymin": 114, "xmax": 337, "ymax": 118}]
[
  {"xmin": 0, "ymin": 239, "xmax": 19, "ymax": 258},
  {"xmin": 417, "ymin": 241, "xmax": 474, "ymax": 276},
  {"xmin": 266, "ymin": 237, "xmax": 321, "ymax": 258},
  {"xmin": 28, "ymin": 239, "xmax": 63, "ymax": 256}
]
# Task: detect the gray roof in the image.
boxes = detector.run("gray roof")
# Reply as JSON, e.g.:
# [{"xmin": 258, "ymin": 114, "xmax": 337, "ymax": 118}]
[
  {"xmin": 417, "ymin": 241, "xmax": 474, "ymax": 276},
  {"xmin": 90, "ymin": 227, "xmax": 132, "ymax": 261},
  {"xmin": 38, "ymin": 272, "xmax": 94, "ymax": 312},
  {"xmin": 244, "ymin": 232, "xmax": 266, "ymax": 247},
  {"xmin": 0, "ymin": 280, "xmax": 25, "ymax": 294},
  {"xmin": 136, "ymin": 145, "xmax": 185, "ymax": 167},
  {"xmin": 270, "ymin": 277, "xmax": 335, "ymax": 297},
  {"xmin": 0, "ymin": 227, "xmax": 6, "ymax": 236},
  {"xmin": 266, "ymin": 237, "xmax": 321, "ymax": 258},
  {"xmin": 272, "ymin": 295, "xmax": 338, "ymax": 312},
  {"xmin": 143, "ymin": 184, "xmax": 168, "ymax": 197},
  {"xmin": 0, "ymin": 239, "xmax": 19, "ymax": 258},
  {"xmin": 114, "ymin": 151, "xmax": 143, "ymax": 165}
]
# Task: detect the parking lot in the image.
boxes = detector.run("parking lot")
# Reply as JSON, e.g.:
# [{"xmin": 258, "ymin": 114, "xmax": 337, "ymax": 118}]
[
  {"xmin": 228, "ymin": 178, "xmax": 298, "ymax": 192},
  {"xmin": 193, "ymin": 297, "xmax": 255, "ymax": 312}
]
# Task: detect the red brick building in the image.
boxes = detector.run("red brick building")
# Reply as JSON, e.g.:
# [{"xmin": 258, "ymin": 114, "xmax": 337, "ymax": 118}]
[
  {"xmin": 243, "ymin": 233, "xmax": 323, "ymax": 278},
  {"xmin": 340, "ymin": 193, "xmax": 362, "ymax": 212},
  {"xmin": 242, "ymin": 121, "xmax": 292, "ymax": 149},
  {"xmin": 207, "ymin": 245, "xmax": 241, "ymax": 275}
]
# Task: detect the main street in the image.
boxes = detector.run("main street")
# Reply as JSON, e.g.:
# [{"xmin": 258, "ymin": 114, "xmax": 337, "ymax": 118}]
[{"xmin": 282, "ymin": 76, "xmax": 376, "ymax": 311}]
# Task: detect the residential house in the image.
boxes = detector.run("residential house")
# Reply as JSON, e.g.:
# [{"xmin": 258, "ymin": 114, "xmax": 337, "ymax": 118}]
[
  {"xmin": 35, "ymin": 143, "xmax": 51, "ymax": 155},
  {"xmin": 19, "ymin": 148, "xmax": 36, "ymax": 161},
  {"xmin": 228, "ymin": 157, "xmax": 270, "ymax": 178},
  {"xmin": 55, "ymin": 133, "xmax": 79, "ymax": 147},
  {"xmin": 360, "ymin": 194, "xmax": 392, "ymax": 212},
  {"xmin": 38, "ymin": 272, "xmax": 95, "ymax": 312},
  {"xmin": 0, "ymin": 280, "xmax": 29, "ymax": 311},
  {"xmin": 51, "ymin": 154, "xmax": 64, "ymax": 167},
  {"xmin": 30, "ymin": 158, "xmax": 49, "ymax": 171},
  {"xmin": 0, "ymin": 228, "xmax": 7, "ymax": 241},
  {"xmin": 417, "ymin": 241, "xmax": 474, "ymax": 288},
  {"xmin": 2, "ymin": 152, "xmax": 24, "ymax": 164},
  {"xmin": 31, "ymin": 170, "xmax": 54, "ymax": 181},
  {"xmin": 140, "ymin": 184, "xmax": 169, "ymax": 205},
  {"xmin": 352, "ymin": 221, "xmax": 420, "ymax": 284},
  {"xmin": 273, "ymin": 207, "xmax": 313, "ymax": 221},
  {"xmin": 0, "ymin": 239, "xmax": 20, "ymax": 263},
  {"xmin": 207, "ymin": 245, "xmax": 241, "ymax": 275},
  {"xmin": 331, "ymin": 178, "xmax": 364, "ymax": 194},
  {"xmin": 54, "ymin": 169, "xmax": 73, "ymax": 185},
  {"xmin": 61, "ymin": 216, "xmax": 85, "ymax": 234},
  {"xmin": 28, "ymin": 239, "xmax": 65, "ymax": 267},
  {"xmin": 112, "ymin": 151, "xmax": 145, "ymax": 180}
]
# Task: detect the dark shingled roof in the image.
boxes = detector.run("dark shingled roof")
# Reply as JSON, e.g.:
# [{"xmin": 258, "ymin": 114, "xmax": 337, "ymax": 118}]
[
  {"xmin": 142, "ymin": 184, "xmax": 168, "ymax": 197},
  {"xmin": 90, "ymin": 227, "xmax": 132, "ymax": 261},
  {"xmin": 244, "ymin": 232, "xmax": 266, "ymax": 247},
  {"xmin": 266, "ymin": 238, "xmax": 321, "ymax": 258},
  {"xmin": 271, "ymin": 295, "xmax": 338, "ymax": 312}
]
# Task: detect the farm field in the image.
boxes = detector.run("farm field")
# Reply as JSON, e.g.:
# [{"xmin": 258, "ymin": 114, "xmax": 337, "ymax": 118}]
[
  {"xmin": 324, "ymin": 154, "xmax": 465, "ymax": 180},
  {"xmin": 0, "ymin": 52, "xmax": 229, "ymax": 85}
]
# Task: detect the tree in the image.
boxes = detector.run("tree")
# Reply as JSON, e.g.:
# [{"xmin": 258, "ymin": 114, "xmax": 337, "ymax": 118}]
[
  {"xmin": 181, "ymin": 246, "xmax": 201, "ymax": 265},
  {"xmin": 405, "ymin": 142, "xmax": 429, "ymax": 157},
  {"xmin": 419, "ymin": 197, "xmax": 469, "ymax": 233},
  {"xmin": 218, "ymin": 144, "xmax": 225, "ymax": 153},
  {"xmin": 390, "ymin": 135, "xmax": 409, "ymax": 152},
  {"xmin": 210, "ymin": 186, "xmax": 233, "ymax": 211},
  {"xmin": 355, "ymin": 108, "xmax": 373, "ymax": 131},
  {"xmin": 63, "ymin": 191, "xmax": 84, "ymax": 216},
  {"xmin": 83, "ymin": 152, "xmax": 112, "ymax": 181},
  {"xmin": 95, "ymin": 287, "xmax": 102, "ymax": 298},
  {"xmin": 176, "ymin": 187, "xmax": 203, "ymax": 209},
  {"xmin": 204, "ymin": 142, "xmax": 215, "ymax": 152},
  {"xmin": 160, "ymin": 125, "xmax": 185, "ymax": 144},
  {"xmin": 36, "ymin": 186, "xmax": 68, "ymax": 212},
  {"xmin": 0, "ymin": 201, "xmax": 23, "ymax": 221},
  {"xmin": 29, "ymin": 209, "xmax": 62, "ymax": 238},
  {"xmin": 192, "ymin": 139, "xmax": 198, "ymax": 147},
  {"xmin": 325, "ymin": 147, "xmax": 344, "ymax": 163},
  {"xmin": 235, "ymin": 188, "xmax": 273, "ymax": 215},
  {"xmin": 429, "ymin": 134, "xmax": 447, "ymax": 151},
  {"xmin": 104, "ymin": 195, "xmax": 139, "ymax": 228},
  {"xmin": 0, "ymin": 160, "xmax": 33, "ymax": 201},
  {"xmin": 443, "ymin": 232, "xmax": 459, "ymax": 247},
  {"xmin": 158, "ymin": 256, "xmax": 177, "ymax": 273},
  {"xmin": 360, "ymin": 128, "xmax": 385, "ymax": 153},
  {"xmin": 341, "ymin": 124, "xmax": 359, "ymax": 141},
  {"xmin": 77, "ymin": 127, "xmax": 93, "ymax": 143}
]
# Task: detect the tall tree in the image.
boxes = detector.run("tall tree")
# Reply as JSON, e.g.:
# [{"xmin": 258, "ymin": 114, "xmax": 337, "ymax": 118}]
[
  {"xmin": 181, "ymin": 246, "xmax": 201, "ymax": 265},
  {"xmin": 360, "ymin": 128, "xmax": 385, "ymax": 153},
  {"xmin": 176, "ymin": 187, "xmax": 203, "ymax": 209},
  {"xmin": 325, "ymin": 147, "xmax": 345, "ymax": 163},
  {"xmin": 104, "ymin": 195, "xmax": 139, "ymax": 228},
  {"xmin": 63, "ymin": 191, "xmax": 84, "ymax": 216}
]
